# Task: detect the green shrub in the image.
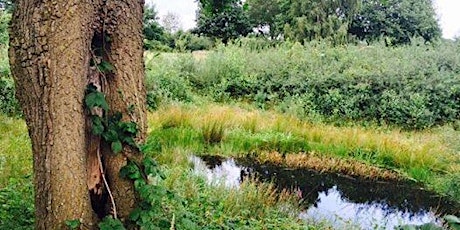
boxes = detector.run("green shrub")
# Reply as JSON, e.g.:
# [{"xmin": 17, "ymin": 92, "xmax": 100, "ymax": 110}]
[
  {"xmin": 0, "ymin": 46, "xmax": 21, "ymax": 117},
  {"xmin": 0, "ymin": 77, "xmax": 21, "ymax": 116},
  {"xmin": 144, "ymin": 53, "xmax": 196, "ymax": 109},
  {"xmin": 147, "ymin": 41, "xmax": 460, "ymax": 129},
  {"xmin": 143, "ymin": 39, "xmax": 172, "ymax": 52},
  {"xmin": 0, "ymin": 12, "xmax": 10, "ymax": 47},
  {"xmin": 0, "ymin": 177, "xmax": 34, "ymax": 229}
]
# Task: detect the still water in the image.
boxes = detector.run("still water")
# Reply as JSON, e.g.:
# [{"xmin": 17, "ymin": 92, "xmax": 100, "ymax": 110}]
[{"xmin": 191, "ymin": 155, "xmax": 459, "ymax": 230}]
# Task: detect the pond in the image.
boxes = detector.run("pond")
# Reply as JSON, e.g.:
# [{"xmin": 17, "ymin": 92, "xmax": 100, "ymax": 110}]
[{"xmin": 191, "ymin": 155, "xmax": 460, "ymax": 229}]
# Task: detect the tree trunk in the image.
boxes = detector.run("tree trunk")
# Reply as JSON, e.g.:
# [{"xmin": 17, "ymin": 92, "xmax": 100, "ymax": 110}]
[{"xmin": 8, "ymin": 0, "xmax": 146, "ymax": 229}]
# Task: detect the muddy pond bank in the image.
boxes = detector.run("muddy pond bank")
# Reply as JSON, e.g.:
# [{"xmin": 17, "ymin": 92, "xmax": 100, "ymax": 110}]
[{"xmin": 191, "ymin": 155, "xmax": 460, "ymax": 229}]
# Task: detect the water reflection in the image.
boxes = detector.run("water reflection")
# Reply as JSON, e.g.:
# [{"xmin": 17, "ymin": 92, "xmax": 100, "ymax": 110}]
[{"xmin": 191, "ymin": 155, "xmax": 460, "ymax": 229}]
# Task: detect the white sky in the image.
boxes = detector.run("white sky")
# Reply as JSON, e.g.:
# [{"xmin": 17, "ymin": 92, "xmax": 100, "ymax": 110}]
[{"xmin": 147, "ymin": 0, "xmax": 460, "ymax": 39}]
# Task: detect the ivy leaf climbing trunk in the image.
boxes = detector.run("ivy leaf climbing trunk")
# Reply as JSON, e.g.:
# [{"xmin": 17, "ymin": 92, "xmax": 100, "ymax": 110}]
[{"xmin": 8, "ymin": 0, "xmax": 146, "ymax": 229}]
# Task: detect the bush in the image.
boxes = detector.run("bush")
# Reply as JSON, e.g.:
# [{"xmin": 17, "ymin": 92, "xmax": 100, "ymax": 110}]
[
  {"xmin": 0, "ymin": 177, "xmax": 35, "ymax": 229},
  {"xmin": 147, "ymin": 40, "xmax": 460, "ymax": 129},
  {"xmin": 174, "ymin": 32, "xmax": 214, "ymax": 52},
  {"xmin": 144, "ymin": 53, "xmax": 196, "ymax": 109},
  {"xmin": 0, "ymin": 12, "xmax": 10, "ymax": 47},
  {"xmin": 0, "ymin": 77, "xmax": 21, "ymax": 116}
]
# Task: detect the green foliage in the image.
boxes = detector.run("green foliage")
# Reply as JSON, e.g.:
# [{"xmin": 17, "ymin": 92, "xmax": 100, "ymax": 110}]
[
  {"xmin": 65, "ymin": 219, "xmax": 81, "ymax": 230},
  {"xmin": 0, "ymin": 11, "xmax": 10, "ymax": 46},
  {"xmin": 174, "ymin": 31, "xmax": 214, "ymax": 52},
  {"xmin": 85, "ymin": 85, "xmax": 109, "ymax": 112},
  {"xmin": 120, "ymin": 158, "xmax": 178, "ymax": 229},
  {"xmin": 398, "ymin": 223, "xmax": 443, "ymax": 230},
  {"xmin": 399, "ymin": 215, "xmax": 460, "ymax": 230},
  {"xmin": 195, "ymin": 0, "xmax": 252, "ymax": 43},
  {"xmin": 276, "ymin": 0, "xmax": 360, "ymax": 44},
  {"xmin": 144, "ymin": 53, "xmax": 195, "ymax": 110},
  {"xmin": 0, "ymin": 76, "xmax": 21, "ymax": 116},
  {"xmin": 0, "ymin": 116, "xmax": 32, "ymax": 187},
  {"xmin": 0, "ymin": 46, "xmax": 21, "ymax": 117},
  {"xmin": 246, "ymin": 0, "xmax": 280, "ymax": 37},
  {"xmin": 98, "ymin": 216, "xmax": 126, "ymax": 230},
  {"xmin": 445, "ymin": 215, "xmax": 460, "ymax": 230},
  {"xmin": 97, "ymin": 60, "xmax": 115, "ymax": 73},
  {"xmin": 0, "ymin": 1, "xmax": 14, "ymax": 13},
  {"xmin": 84, "ymin": 85, "xmax": 139, "ymax": 154},
  {"xmin": 0, "ymin": 177, "xmax": 34, "ymax": 229},
  {"xmin": 146, "ymin": 40, "xmax": 460, "ymax": 129},
  {"xmin": 143, "ymin": 4, "xmax": 166, "ymax": 43},
  {"xmin": 349, "ymin": 0, "xmax": 441, "ymax": 45}
]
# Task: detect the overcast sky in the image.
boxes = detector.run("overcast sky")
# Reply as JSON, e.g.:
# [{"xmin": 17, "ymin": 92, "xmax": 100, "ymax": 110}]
[{"xmin": 147, "ymin": 0, "xmax": 460, "ymax": 39}]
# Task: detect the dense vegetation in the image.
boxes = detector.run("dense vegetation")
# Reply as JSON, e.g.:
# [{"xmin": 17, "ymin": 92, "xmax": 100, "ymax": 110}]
[
  {"xmin": 196, "ymin": 0, "xmax": 440, "ymax": 45},
  {"xmin": 145, "ymin": 38, "xmax": 460, "ymax": 129}
]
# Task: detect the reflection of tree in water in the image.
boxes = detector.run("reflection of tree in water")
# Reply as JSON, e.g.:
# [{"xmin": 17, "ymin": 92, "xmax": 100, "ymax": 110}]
[
  {"xmin": 200, "ymin": 155, "xmax": 224, "ymax": 170},
  {"xmin": 235, "ymin": 160, "xmax": 460, "ymax": 216}
]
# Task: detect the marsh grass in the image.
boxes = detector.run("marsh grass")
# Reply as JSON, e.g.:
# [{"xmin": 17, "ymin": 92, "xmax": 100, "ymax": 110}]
[
  {"xmin": 151, "ymin": 151, "xmax": 315, "ymax": 229},
  {"xmin": 147, "ymin": 103, "xmax": 458, "ymax": 188}
]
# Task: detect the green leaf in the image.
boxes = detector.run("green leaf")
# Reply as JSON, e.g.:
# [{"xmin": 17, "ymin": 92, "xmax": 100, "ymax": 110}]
[
  {"xmin": 65, "ymin": 219, "xmax": 81, "ymax": 229},
  {"xmin": 98, "ymin": 61, "xmax": 115, "ymax": 73},
  {"xmin": 122, "ymin": 122, "xmax": 138, "ymax": 134},
  {"xmin": 143, "ymin": 157, "xmax": 158, "ymax": 176},
  {"xmin": 398, "ymin": 223, "xmax": 443, "ymax": 230},
  {"xmin": 445, "ymin": 215, "xmax": 460, "ymax": 230},
  {"xmin": 98, "ymin": 216, "xmax": 126, "ymax": 230},
  {"xmin": 129, "ymin": 208, "xmax": 142, "ymax": 221},
  {"xmin": 111, "ymin": 140, "xmax": 123, "ymax": 154},
  {"xmin": 445, "ymin": 215, "xmax": 460, "ymax": 224},
  {"xmin": 103, "ymin": 129, "xmax": 118, "ymax": 142},
  {"xmin": 120, "ymin": 161, "xmax": 142, "ymax": 180},
  {"xmin": 110, "ymin": 112, "xmax": 123, "ymax": 123},
  {"xmin": 123, "ymin": 136, "xmax": 137, "ymax": 148},
  {"xmin": 85, "ymin": 91, "xmax": 109, "ymax": 112},
  {"xmin": 91, "ymin": 116, "xmax": 105, "ymax": 135}
]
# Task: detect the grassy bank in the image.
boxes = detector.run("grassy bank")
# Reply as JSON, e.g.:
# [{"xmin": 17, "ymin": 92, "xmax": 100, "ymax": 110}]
[{"xmin": 146, "ymin": 103, "xmax": 460, "ymax": 200}]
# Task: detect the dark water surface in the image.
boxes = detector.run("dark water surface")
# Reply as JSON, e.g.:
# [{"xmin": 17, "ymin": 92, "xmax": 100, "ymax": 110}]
[{"xmin": 191, "ymin": 155, "xmax": 460, "ymax": 230}]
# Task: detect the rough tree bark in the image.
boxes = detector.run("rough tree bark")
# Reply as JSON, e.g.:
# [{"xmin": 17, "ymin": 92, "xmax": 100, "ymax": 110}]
[{"xmin": 8, "ymin": 0, "xmax": 146, "ymax": 229}]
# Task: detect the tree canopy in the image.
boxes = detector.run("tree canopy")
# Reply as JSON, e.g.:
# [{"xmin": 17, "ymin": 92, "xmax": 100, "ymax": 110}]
[
  {"xmin": 242, "ymin": 0, "xmax": 441, "ymax": 45},
  {"xmin": 349, "ymin": 0, "xmax": 441, "ymax": 45},
  {"xmin": 143, "ymin": 4, "xmax": 166, "ymax": 42},
  {"xmin": 195, "ymin": 0, "xmax": 252, "ymax": 43}
]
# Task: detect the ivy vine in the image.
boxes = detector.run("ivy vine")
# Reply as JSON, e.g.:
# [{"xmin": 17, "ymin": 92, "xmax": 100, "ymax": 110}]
[
  {"xmin": 85, "ymin": 84, "xmax": 139, "ymax": 154},
  {"xmin": 84, "ymin": 79, "xmax": 172, "ymax": 229}
]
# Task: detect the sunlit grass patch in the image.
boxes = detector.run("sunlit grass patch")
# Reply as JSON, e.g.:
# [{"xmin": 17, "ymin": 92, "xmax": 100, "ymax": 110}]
[
  {"xmin": 255, "ymin": 151, "xmax": 401, "ymax": 181},
  {"xmin": 147, "ymin": 103, "xmax": 458, "ymax": 187},
  {"xmin": 0, "ymin": 115, "xmax": 32, "ymax": 187}
]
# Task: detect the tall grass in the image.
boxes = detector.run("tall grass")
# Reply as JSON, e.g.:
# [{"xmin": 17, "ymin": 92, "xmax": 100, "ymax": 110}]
[
  {"xmin": 0, "ymin": 115, "xmax": 32, "ymax": 187},
  {"xmin": 154, "ymin": 151, "xmax": 315, "ymax": 229},
  {"xmin": 147, "ymin": 103, "xmax": 460, "ymax": 192}
]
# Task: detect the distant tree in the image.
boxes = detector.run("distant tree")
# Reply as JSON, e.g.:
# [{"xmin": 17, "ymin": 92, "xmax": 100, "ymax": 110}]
[
  {"xmin": 275, "ymin": 0, "xmax": 360, "ymax": 44},
  {"xmin": 0, "ymin": 0, "xmax": 14, "ymax": 12},
  {"xmin": 349, "ymin": 0, "xmax": 441, "ymax": 45},
  {"xmin": 245, "ymin": 0, "xmax": 280, "ymax": 38},
  {"xmin": 195, "ymin": 0, "xmax": 252, "ymax": 43},
  {"xmin": 143, "ymin": 4, "xmax": 166, "ymax": 42},
  {"xmin": 161, "ymin": 12, "xmax": 181, "ymax": 34}
]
